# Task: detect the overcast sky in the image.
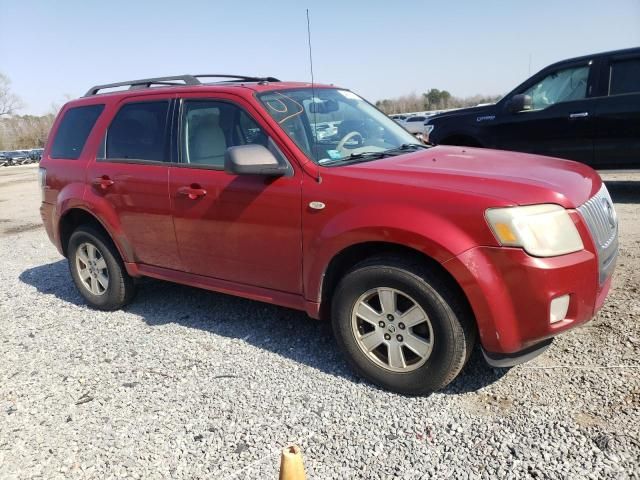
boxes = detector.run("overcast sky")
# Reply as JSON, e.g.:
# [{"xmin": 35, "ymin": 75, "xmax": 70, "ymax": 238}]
[{"xmin": 1, "ymin": 0, "xmax": 639, "ymax": 115}]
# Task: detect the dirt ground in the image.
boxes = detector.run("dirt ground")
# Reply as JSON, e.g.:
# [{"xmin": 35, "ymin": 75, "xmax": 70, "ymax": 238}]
[{"xmin": 0, "ymin": 163, "xmax": 638, "ymax": 479}]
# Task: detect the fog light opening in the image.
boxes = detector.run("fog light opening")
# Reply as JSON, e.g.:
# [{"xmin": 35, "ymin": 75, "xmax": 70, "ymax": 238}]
[{"xmin": 550, "ymin": 295, "xmax": 570, "ymax": 324}]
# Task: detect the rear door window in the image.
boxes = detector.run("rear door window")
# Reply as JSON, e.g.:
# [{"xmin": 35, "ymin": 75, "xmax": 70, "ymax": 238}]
[
  {"xmin": 609, "ymin": 58, "xmax": 640, "ymax": 95},
  {"xmin": 103, "ymin": 101, "xmax": 170, "ymax": 161},
  {"xmin": 50, "ymin": 104, "xmax": 104, "ymax": 159}
]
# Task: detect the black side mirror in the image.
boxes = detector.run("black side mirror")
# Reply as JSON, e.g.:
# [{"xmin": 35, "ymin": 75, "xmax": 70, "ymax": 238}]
[
  {"xmin": 224, "ymin": 144, "xmax": 288, "ymax": 176},
  {"xmin": 507, "ymin": 94, "xmax": 532, "ymax": 113}
]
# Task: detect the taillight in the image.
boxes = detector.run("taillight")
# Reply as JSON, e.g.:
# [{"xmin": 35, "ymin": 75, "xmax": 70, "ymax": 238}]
[{"xmin": 38, "ymin": 167, "xmax": 46, "ymax": 200}]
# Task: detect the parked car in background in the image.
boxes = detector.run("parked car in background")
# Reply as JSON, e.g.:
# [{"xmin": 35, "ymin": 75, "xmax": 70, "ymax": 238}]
[
  {"xmin": 402, "ymin": 115, "xmax": 429, "ymax": 135},
  {"xmin": 40, "ymin": 74, "xmax": 617, "ymax": 395},
  {"xmin": 390, "ymin": 114, "xmax": 411, "ymax": 124},
  {"xmin": 0, "ymin": 148, "xmax": 44, "ymax": 165},
  {"xmin": 0, "ymin": 153, "xmax": 11, "ymax": 167},
  {"xmin": 425, "ymin": 47, "xmax": 640, "ymax": 169},
  {"xmin": 29, "ymin": 148, "xmax": 44, "ymax": 161},
  {"xmin": 6, "ymin": 150, "xmax": 30, "ymax": 164}
]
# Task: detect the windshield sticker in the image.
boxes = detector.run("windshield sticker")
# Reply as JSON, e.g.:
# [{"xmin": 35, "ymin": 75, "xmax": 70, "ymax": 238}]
[
  {"xmin": 265, "ymin": 98, "xmax": 288, "ymax": 113},
  {"xmin": 337, "ymin": 90, "xmax": 359, "ymax": 100},
  {"xmin": 327, "ymin": 149, "xmax": 342, "ymax": 160},
  {"xmin": 268, "ymin": 92, "xmax": 305, "ymax": 124}
]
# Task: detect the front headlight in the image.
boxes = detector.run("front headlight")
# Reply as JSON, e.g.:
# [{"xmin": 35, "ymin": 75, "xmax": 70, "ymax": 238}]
[
  {"xmin": 424, "ymin": 124, "xmax": 434, "ymax": 134},
  {"xmin": 485, "ymin": 204, "xmax": 583, "ymax": 257}
]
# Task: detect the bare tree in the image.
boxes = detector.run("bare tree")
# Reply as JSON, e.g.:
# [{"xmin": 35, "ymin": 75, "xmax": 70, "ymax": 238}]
[{"xmin": 0, "ymin": 73, "xmax": 23, "ymax": 117}]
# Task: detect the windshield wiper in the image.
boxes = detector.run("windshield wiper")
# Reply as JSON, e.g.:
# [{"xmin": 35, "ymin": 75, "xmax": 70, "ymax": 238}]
[
  {"xmin": 388, "ymin": 143, "xmax": 432, "ymax": 153},
  {"xmin": 319, "ymin": 151, "xmax": 392, "ymax": 166},
  {"xmin": 319, "ymin": 144, "xmax": 431, "ymax": 166}
]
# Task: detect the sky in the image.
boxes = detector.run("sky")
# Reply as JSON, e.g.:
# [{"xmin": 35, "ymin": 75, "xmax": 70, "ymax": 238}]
[{"xmin": 1, "ymin": 0, "xmax": 639, "ymax": 115}]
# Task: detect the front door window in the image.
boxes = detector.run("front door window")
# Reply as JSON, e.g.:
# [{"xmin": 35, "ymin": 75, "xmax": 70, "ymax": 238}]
[{"xmin": 521, "ymin": 66, "xmax": 589, "ymax": 110}]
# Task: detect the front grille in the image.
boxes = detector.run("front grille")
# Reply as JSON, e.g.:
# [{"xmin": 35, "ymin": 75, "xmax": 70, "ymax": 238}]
[{"xmin": 577, "ymin": 184, "xmax": 618, "ymax": 284}]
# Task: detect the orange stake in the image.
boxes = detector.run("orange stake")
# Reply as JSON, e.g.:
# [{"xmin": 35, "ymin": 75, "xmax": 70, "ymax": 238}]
[{"xmin": 278, "ymin": 445, "xmax": 306, "ymax": 480}]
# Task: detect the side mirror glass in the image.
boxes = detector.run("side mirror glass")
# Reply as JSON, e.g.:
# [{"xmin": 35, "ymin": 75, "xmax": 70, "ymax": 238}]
[
  {"xmin": 507, "ymin": 94, "xmax": 532, "ymax": 113},
  {"xmin": 224, "ymin": 144, "xmax": 288, "ymax": 176}
]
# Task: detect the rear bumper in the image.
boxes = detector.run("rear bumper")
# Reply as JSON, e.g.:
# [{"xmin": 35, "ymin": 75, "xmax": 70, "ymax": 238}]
[
  {"xmin": 40, "ymin": 201, "xmax": 63, "ymax": 255},
  {"xmin": 444, "ymin": 244, "xmax": 614, "ymax": 356}
]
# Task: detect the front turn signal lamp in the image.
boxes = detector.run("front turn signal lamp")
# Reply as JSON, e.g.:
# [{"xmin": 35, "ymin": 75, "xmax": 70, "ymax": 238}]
[{"xmin": 485, "ymin": 204, "xmax": 584, "ymax": 257}]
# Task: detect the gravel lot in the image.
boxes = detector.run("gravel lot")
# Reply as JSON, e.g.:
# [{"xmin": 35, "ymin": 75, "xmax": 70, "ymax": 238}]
[{"xmin": 0, "ymin": 164, "xmax": 638, "ymax": 479}]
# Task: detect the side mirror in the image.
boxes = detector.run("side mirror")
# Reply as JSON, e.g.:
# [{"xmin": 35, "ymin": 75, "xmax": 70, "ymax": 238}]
[
  {"xmin": 507, "ymin": 94, "xmax": 532, "ymax": 113},
  {"xmin": 224, "ymin": 144, "xmax": 288, "ymax": 176},
  {"xmin": 309, "ymin": 99, "xmax": 339, "ymax": 114}
]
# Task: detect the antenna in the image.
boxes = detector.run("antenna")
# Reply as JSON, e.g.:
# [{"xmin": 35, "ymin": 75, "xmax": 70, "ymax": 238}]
[{"xmin": 306, "ymin": 8, "xmax": 322, "ymax": 182}]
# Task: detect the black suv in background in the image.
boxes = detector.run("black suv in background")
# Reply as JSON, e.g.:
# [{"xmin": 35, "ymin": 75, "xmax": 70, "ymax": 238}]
[{"xmin": 425, "ymin": 47, "xmax": 640, "ymax": 169}]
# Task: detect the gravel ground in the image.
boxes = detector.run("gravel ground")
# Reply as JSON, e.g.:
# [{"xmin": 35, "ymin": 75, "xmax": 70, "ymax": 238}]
[{"xmin": 0, "ymin": 164, "xmax": 638, "ymax": 479}]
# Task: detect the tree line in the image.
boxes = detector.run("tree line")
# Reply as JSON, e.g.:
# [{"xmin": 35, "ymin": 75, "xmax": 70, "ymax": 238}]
[
  {"xmin": 0, "ymin": 72, "xmax": 504, "ymax": 149},
  {"xmin": 375, "ymin": 88, "xmax": 503, "ymax": 114},
  {"xmin": 0, "ymin": 73, "xmax": 56, "ymax": 150}
]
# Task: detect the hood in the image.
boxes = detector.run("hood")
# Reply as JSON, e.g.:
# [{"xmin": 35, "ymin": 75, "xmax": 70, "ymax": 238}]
[
  {"xmin": 336, "ymin": 146, "xmax": 601, "ymax": 208},
  {"xmin": 427, "ymin": 104, "xmax": 494, "ymax": 122}
]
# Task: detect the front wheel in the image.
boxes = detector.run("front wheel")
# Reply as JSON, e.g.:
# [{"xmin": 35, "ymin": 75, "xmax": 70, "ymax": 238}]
[{"xmin": 332, "ymin": 256, "xmax": 475, "ymax": 395}]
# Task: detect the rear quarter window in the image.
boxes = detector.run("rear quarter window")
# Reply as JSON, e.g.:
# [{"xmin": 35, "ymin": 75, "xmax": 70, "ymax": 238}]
[
  {"xmin": 609, "ymin": 58, "xmax": 640, "ymax": 95},
  {"xmin": 50, "ymin": 104, "xmax": 105, "ymax": 159}
]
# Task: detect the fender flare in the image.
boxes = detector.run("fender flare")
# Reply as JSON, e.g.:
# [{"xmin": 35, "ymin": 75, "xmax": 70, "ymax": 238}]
[
  {"xmin": 303, "ymin": 205, "xmax": 479, "ymax": 303},
  {"xmin": 57, "ymin": 199, "xmax": 134, "ymax": 263}
]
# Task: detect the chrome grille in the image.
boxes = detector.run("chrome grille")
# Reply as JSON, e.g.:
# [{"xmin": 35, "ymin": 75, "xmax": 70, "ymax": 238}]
[{"xmin": 577, "ymin": 184, "xmax": 618, "ymax": 284}]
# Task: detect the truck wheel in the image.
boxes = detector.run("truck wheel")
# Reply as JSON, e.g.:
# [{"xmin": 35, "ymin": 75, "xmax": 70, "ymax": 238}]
[
  {"xmin": 68, "ymin": 225, "xmax": 136, "ymax": 311},
  {"xmin": 331, "ymin": 256, "xmax": 475, "ymax": 395}
]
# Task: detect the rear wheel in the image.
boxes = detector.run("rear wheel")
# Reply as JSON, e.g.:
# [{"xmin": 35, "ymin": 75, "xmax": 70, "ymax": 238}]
[
  {"xmin": 332, "ymin": 256, "xmax": 475, "ymax": 395},
  {"xmin": 68, "ymin": 225, "xmax": 136, "ymax": 310}
]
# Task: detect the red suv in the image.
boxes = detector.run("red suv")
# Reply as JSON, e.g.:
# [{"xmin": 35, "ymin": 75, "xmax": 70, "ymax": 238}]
[{"xmin": 39, "ymin": 74, "xmax": 618, "ymax": 394}]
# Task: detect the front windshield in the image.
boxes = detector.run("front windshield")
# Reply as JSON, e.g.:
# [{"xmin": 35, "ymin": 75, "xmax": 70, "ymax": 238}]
[{"xmin": 257, "ymin": 88, "xmax": 421, "ymax": 165}]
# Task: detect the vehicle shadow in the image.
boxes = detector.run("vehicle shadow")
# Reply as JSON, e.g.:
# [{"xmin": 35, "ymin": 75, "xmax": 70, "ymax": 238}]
[
  {"xmin": 19, "ymin": 260, "xmax": 507, "ymax": 395},
  {"xmin": 603, "ymin": 180, "xmax": 640, "ymax": 204}
]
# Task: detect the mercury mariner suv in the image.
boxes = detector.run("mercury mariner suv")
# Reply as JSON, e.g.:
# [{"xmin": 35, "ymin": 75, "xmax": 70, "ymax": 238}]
[{"xmin": 39, "ymin": 74, "xmax": 618, "ymax": 395}]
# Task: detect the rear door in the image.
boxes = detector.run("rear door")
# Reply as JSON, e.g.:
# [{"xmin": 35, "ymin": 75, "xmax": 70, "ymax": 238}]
[
  {"xmin": 86, "ymin": 96, "xmax": 182, "ymax": 270},
  {"xmin": 593, "ymin": 52, "xmax": 640, "ymax": 169},
  {"xmin": 169, "ymin": 93, "xmax": 302, "ymax": 293},
  {"xmin": 491, "ymin": 61, "xmax": 597, "ymax": 164}
]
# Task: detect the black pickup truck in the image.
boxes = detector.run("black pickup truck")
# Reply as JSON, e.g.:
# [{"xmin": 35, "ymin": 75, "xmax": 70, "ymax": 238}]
[{"xmin": 425, "ymin": 47, "xmax": 640, "ymax": 169}]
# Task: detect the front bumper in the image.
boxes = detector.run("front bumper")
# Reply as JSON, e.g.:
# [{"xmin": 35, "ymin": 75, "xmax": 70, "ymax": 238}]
[
  {"xmin": 482, "ymin": 338, "xmax": 553, "ymax": 368},
  {"xmin": 444, "ymin": 237, "xmax": 615, "ymax": 356}
]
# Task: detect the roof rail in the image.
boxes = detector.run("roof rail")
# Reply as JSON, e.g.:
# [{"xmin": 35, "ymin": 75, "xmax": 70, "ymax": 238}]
[
  {"xmin": 193, "ymin": 74, "xmax": 281, "ymax": 83},
  {"xmin": 84, "ymin": 74, "xmax": 281, "ymax": 96}
]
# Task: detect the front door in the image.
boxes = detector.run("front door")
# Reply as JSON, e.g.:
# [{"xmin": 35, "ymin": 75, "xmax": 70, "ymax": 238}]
[
  {"xmin": 593, "ymin": 53, "xmax": 640, "ymax": 169},
  {"xmin": 86, "ymin": 97, "xmax": 182, "ymax": 270},
  {"xmin": 492, "ymin": 62, "xmax": 596, "ymax": 165},
  {"xmin": 169, "ymin": 96, "xmax": 302, "ymax": 293}
]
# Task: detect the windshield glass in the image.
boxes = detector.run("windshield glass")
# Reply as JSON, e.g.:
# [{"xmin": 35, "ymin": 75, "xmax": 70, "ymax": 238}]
[{"xmin": 257, "ymin": 88, "xmax": 421, "ymax": 165}]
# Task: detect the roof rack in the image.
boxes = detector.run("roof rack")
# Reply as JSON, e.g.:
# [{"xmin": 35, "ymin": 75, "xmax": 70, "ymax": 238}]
[{"xmin": 84, "ymin": 74, "xmax": 281, "ymax": 96}]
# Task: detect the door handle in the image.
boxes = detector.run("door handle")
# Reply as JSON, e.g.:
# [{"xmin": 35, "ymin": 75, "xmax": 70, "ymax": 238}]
[
  {"xmin": 569, "ymin": 112, "xmax": 589, "ymax": 119},
  {"xmin": 92, "ymin": 176, "xmax": 115, "ymax": 190},
  {"xmin": 177, "ymin": 185, "xmax": 207, "ymax": 200}
]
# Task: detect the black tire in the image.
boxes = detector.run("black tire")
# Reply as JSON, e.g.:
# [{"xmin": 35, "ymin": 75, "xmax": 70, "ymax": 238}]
[
  {"xmin": 67, "ymin": 225, "xmax": 136, "ymax": 311},
  {"xmin": 331, "ymin": 256, "xmax": 475, "ymax": 395}
]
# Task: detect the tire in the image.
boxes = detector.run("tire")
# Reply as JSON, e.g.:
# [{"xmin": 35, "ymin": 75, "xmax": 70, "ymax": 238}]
[
  {"xmin": 67, "ymin": 225, "xmax": 136, "ymax": 311},
  {"xmin": 331, "ymin": 256, "xmax": 475, "ymax": 395}
]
